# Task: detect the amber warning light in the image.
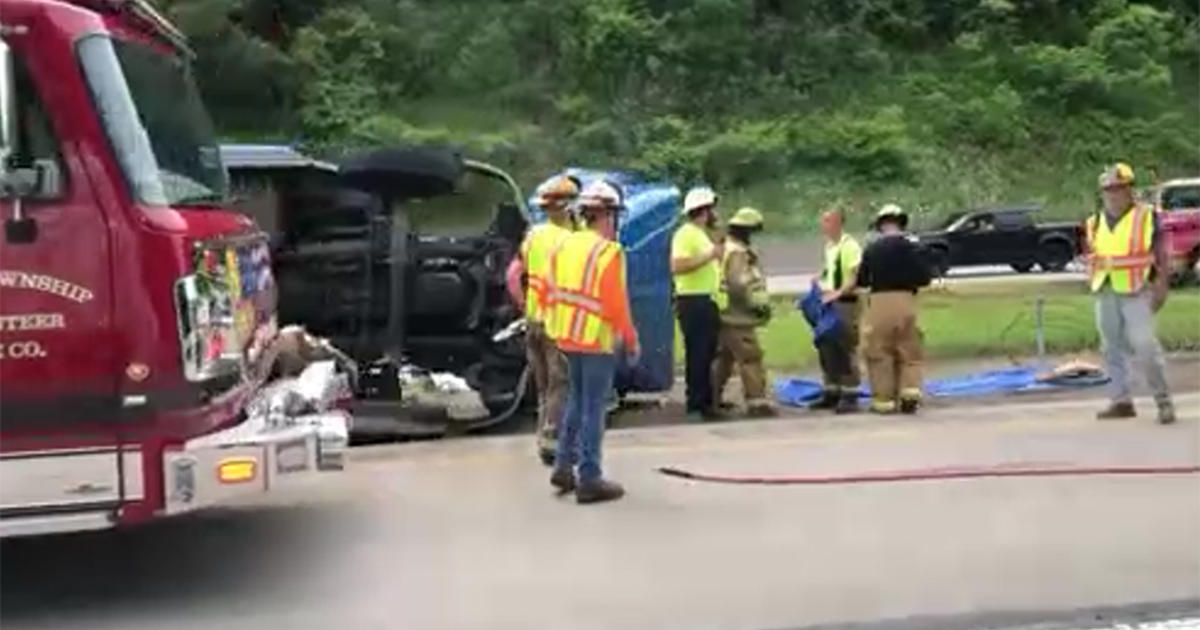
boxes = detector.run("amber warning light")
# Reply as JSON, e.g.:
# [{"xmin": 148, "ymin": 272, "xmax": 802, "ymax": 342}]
[{"xmin": 217, "ymin": 457, "xmax": 258, "ymax": 484}]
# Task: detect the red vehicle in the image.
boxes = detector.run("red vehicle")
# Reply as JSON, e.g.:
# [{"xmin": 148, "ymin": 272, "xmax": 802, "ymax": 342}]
[
  {"xmin": 1153, "ymin": 177, "xmax": 1200, "ymax": 283},
  {"xmin": 0, "ymin": 0, "xmax": 349, "ymax": 538}
]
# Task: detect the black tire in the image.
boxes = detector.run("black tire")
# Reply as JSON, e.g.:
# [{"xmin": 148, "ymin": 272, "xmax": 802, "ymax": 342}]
[
  {"xmin": 1037, "ymin": 240, "xmax": 1072, "ymax": 272},
  {"xmin": 1011, "ymin": 262, "xmax": 1034, "ymax": 274}
]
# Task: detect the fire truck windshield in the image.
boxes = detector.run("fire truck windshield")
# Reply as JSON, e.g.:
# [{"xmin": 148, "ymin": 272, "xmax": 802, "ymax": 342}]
[{"xmin": 77, "ymin": 34, "xmax": 227, "ymax": 208}]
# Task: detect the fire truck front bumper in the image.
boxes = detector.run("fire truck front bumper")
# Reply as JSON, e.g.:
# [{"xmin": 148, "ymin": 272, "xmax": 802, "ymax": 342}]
[{"xmin": 161, "ymin": 364, "xmax": 351, "ymax": 516}]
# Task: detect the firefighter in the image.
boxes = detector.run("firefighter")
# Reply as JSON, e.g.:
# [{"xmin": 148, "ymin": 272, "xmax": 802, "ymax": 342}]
[
  {"xmin": 544, "ymin": 180, "xmax": 639, "ymax": 504},
  {"xmin": 711, "ymin": 207, "xmax": 775, "ymax": 417},
  {"xmin": 505, "ymin": 175, "xmax": 578, "ymax": 465},
  {"xmin": 1088, "ymin": 163, "xmax": 1175, "ymax": 423},
  {"xmin": 811, "ymin": 209, "xmax": 863, "ymax": 414},
  {"xmin": 856, "ymin": 204, "xmax": 931, "ymax": 414},
  {"xmin": 671, "ymin": 186, "xmax": 724, "ymax": 421}
]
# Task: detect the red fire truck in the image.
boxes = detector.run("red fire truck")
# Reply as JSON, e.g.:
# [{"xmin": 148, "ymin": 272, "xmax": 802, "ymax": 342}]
[{"xmin": 0, "ymin": 0, "xmax": 349, "ymax": 537}]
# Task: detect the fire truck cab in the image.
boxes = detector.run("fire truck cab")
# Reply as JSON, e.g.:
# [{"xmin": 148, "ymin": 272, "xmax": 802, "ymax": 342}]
[{"xmin": 0, "ymin": 0, "xmax": 348, "ymax": 537}]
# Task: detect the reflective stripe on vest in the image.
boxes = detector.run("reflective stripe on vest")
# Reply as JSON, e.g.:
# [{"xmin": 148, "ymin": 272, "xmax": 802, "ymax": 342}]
[
  {"xmin": 1087, "ymin": 205, "xmax": 1154, "ymax": 293},
  {"xmin": 522, "ymin": 223, "xmax": 571, "ymax": 322},
  {"xmin": 545, "ymin": 231, "xmax": 622, "ymax": 352}
]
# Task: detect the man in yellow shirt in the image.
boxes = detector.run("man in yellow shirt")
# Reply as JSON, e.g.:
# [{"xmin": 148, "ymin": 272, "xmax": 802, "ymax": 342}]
[
  {"xmin": 1088, "ymin": 163, "xmax": 1174, "ymax": 424},
  {"xmin": 671, "ymin": 186, "xmax": 724, "ymax": 421},
  {"xmin": 505, "ymin": 175, "xmax": 578, "ymax": 464},
  {"xmin": 813, "ymin": 209, "xmax": 863, "ymax": 414}
]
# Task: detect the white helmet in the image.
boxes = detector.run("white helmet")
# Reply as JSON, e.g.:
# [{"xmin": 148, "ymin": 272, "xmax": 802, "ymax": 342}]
[
  {"xmin": 682, "ymin": 186, "xmax": 718, "ymax": 215},
  {"xmin": 577, "ymin": 180, "xmax": 622, "ymax": 210}
]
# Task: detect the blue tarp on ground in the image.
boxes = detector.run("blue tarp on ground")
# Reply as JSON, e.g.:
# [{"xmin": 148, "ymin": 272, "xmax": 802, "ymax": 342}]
[{"xmin": 775, "ymin": 365, "xmax": 1110, "ymax": 407}]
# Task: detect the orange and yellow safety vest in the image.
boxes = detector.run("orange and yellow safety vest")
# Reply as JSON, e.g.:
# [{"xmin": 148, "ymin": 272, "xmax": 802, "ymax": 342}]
[
  {"xmin": 520, "ymin": 222, "xmax": 572, "ymax": 322},
  {"xmin": 545, "ymin": 229, "xmax": 638, "ymax": 354},
  {"xmin": 1086, "ymin": 204, "xmax": 1155, "ymax": 293}
]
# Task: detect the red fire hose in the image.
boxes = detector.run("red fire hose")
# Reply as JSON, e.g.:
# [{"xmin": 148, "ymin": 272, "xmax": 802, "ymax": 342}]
[{"xmin": 657, "ymin": 463, "xmax": 1200, "ymax": 485}]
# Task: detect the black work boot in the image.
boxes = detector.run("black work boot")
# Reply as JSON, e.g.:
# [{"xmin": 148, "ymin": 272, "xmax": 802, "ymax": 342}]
[
  {"xmin": 834, "ymin": 393, "xmax": 860, "ymax": 415},
  {"xmin": 1157, "ymin": 400, "xmax": 1177, "ymax": 425},
  {"xmin": 899, "ymin": 397, "xmax": 920, "ymax": 415},
  {"xmin": 550, "ymin": 467, "xmax": 576, "ymax": 494},
  {"xmin": 1096, "ymin": 401, "xmax": 1136, "ymax": 420},
  {"xmin": 808, "ymin": 391, "xmax": 839, "ymax": 411},
  {"xmin": 575, "ymin": 478, "xmax": 625, "ymax": 504}
]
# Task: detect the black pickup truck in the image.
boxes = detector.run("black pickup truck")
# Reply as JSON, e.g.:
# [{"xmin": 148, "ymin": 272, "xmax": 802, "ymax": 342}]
[{"xmin": 915, "ymin": 205, "xmax": 1086, "ymax": 275}]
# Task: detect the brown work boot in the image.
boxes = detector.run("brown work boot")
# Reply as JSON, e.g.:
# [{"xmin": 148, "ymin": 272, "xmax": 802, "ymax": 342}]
[
  {"xmin": 1157, "ymin": 400, "xmax": 1177, "ymax": 425},
  {"xmin": 575, "ymin": 478, "xmax": 625, "ymax": 504},
  {"xmin": 746, "ymin": 403, "xmax": 777, "ymax": 418},
  {"xmin": 899, "ymin": 397, "xmax": 920, "ymax": 415},
  {"xmin": 1096, "ymin": 401, "xmax": 1136, "ymax": 420},
  {"xmin": 550, "ymin": 467, "xmax": 576, "ymax": 494}
]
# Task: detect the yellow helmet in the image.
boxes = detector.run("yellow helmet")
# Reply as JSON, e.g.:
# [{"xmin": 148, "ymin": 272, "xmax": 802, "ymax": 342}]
[
  {"xmin": 728, "ymin": 207, "xmax": 764, "ymax": 228},
  {"xmin": 1098, "ymin": 162, "xmax": 1135, "ymax": 189}
]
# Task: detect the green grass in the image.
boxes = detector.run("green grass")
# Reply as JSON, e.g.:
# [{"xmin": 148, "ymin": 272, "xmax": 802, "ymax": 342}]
[{"xmin": 678, "ymin": 283, "xmax": 1200, "ymax": 371}]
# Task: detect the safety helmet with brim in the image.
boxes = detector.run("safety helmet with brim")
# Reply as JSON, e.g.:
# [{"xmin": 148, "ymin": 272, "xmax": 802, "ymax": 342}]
[
  {"xmin": 728, "ymin": 207, "xmax": 764, "ymax": 229},
  {"xmin": 682, "ymin": 186, "xmax": 718, "ymax": 216},
  {"xmin": 1098, "ymin": 162, "xmax": 1135, "ymax": 190},
  {"xmin": 577, "ymin": 180, "xmax": 623, "ymax": 215},
  {"xmin": 535, "ymin": 174, "xmax": 581, "ymax": 206},
  {"xmin": 873, "ymin": 203, "xmax": 908, "ymax": 230}
]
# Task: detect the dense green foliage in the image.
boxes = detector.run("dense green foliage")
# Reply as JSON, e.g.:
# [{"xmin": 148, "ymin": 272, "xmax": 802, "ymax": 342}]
[{"xmin": 163, "ymin": 0, "xmax": 1199, "ymax": 230}]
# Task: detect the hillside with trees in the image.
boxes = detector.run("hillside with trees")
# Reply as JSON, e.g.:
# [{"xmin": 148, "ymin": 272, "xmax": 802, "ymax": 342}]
[{"xmin": 161, "ymin": 0, "xmax": 1199, "ymax": 230}]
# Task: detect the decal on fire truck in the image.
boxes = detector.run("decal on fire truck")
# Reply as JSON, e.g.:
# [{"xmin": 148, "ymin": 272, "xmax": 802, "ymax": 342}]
[{"xmin": 0, "ymin": 270, "xmax": 94, "ymax": 303}]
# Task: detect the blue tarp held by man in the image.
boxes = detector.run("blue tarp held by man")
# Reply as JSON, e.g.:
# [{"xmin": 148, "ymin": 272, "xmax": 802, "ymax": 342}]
[{"xmin": 796, "ymin": 281, "xmax": 843, "ymax": 344}]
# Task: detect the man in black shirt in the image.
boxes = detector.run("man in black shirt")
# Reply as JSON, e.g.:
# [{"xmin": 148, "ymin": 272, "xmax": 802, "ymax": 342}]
[{"xmin": 856, "ymin": 204, "xmax": 931, "ymax": 414}]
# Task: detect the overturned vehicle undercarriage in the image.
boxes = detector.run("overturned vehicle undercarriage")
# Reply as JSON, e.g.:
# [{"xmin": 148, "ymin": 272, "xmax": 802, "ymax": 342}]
[{"xmin": 223, "ymin": 144, "xmax": 531, "ymax": 438}]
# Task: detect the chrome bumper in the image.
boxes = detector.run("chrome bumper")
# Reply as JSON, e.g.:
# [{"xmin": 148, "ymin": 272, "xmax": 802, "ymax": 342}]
[{"xmin": 162, "ymin": 362, "xmax": 350, "ymax": 515}]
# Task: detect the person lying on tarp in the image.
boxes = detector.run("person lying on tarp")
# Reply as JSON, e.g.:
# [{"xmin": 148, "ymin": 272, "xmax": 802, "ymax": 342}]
[{"xmin": 796, "ymin": 281, "xmax": 856, "ymax": 411}]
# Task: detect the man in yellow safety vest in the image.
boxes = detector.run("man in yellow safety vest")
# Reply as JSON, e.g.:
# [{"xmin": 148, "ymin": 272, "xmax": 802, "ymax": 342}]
[
  {"xmin": 713, "ymin": 207, "xmax": 775, "ymax": 417},
  {"xmin": 544, "ymin": 180, "xmax": 639, "ymax": 504},
  {"xmin": 813, "ymin": 209, "xmax": 864, "ymax": 414},
  {"xmin": 505, "ymin": 175, "xmax": 578, "ymax": 464},
  {"xmin": 1088, "ymin": 163, "xmax": 1175, "ymax": 424}
]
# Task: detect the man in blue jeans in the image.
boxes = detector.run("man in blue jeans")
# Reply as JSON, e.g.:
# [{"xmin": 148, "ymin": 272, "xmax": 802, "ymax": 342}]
[{"xmin": 544, "ymin": 181, "xmax": 639, "ymax": 504}]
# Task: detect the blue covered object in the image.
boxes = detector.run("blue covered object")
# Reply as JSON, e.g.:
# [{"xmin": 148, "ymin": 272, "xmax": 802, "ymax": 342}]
[
  {"xmin": 528, "ymin": 169, "xmax": 679, "ymax": 393},
  {"xmin": 774, "ymin": 366, "xmax": 1109, "ymax": 407},
  {"xmin": 796, "ymin": 282, "xmax": 843, "ymax": 344}
]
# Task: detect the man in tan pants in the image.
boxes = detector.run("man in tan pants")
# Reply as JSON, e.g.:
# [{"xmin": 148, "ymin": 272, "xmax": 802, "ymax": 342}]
[
  {"xmin": 713, "ymin": 208, "xmax": 775, "ymax": 417},
  {"xmin": 506, "ymin": 176, "xmax": 578, "ymax": 464},
  {"xmin": 855, "ymin": 204, "xmax": 931, "ymax": 414}
]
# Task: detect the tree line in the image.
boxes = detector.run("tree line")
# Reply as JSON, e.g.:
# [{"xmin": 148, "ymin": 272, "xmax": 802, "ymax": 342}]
[{"xmin": 162, "ymin": 0, "xmax": 1199, "ymax": 228}]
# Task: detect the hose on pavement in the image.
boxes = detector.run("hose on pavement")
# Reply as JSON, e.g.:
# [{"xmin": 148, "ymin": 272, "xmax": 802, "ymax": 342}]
[{"xmin": 657, "ymin": 463, "xmax": 1200, "ymax": 486}]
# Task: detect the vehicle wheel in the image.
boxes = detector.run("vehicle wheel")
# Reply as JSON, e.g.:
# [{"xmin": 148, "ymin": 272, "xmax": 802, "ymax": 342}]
[
  {"xmin": 1010, "ymin": 262, "xmax": 1034, "ymax": 274},
  {"xmin": 1037, "ymin": 241, "xmax": 1072, "ymax": 272}
]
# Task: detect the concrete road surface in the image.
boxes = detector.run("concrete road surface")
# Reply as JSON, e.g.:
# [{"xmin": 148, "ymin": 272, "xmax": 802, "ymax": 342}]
[{"xmin": 2, "ymin": 394, "xmax": 1199, "ymax": 630}]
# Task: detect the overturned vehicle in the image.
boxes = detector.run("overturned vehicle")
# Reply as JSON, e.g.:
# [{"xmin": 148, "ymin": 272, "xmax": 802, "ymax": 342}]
[{"xmin": 221, "ymin": 145, "xmax": 678, "ymax": 438}]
